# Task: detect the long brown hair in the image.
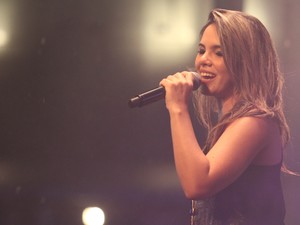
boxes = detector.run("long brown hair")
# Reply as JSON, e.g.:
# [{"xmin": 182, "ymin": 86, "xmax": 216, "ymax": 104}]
[{"xmin": 193, "ymin": 9, "xmax": 290, "ymax": 153}]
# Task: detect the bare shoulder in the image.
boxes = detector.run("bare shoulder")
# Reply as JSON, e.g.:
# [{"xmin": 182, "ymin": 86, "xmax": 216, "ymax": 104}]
[
  {"xmin": 229, "ymin": 116, "xmax": 271, "ymax": 131},
  {"xmin": 227, "ymin": 116, "xmax": 282, "ymax": 165},
  {"xmin": 208, "ymin": 116, "xmax": 273, "ymax": 162},
  {"xmin": 205, "ymin": 116, "xmax": 280, "ymax": 194},
  {"xmin": 225, "ymin": 116, "xmax": 272, "ymax": 143},
  {"xmin": 211, "ymin": 116, "xmax": 278, "ymax": 161}
]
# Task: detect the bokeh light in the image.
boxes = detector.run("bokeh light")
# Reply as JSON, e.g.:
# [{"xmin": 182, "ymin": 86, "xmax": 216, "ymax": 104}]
[
  {"xmin": 0, "ymin": 29, "xmax": 8, "ymax": 47},
  {"xmin": 82, "ymin": 207, "xmax": 105, "ymax": 225}
]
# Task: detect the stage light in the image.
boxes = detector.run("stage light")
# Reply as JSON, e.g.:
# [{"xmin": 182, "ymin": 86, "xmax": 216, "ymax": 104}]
[
  {"xmin": 82, "ymin": 207, "xmax": 105, "ymax": 225},
  {"xmin": 140, "ymin": 0, "xmax": 201, "ymax": 68},
  {"xmin": 0, "ymin": 29, "xmax": 8, "ymax": 47},
  {"xmin": 244, "ymin": 0, "xmax": 282, "ymax": 44}
]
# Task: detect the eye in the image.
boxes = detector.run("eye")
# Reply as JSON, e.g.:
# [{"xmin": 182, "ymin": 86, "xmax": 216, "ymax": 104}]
[
  {"xmin": 198, "ymin": 48, "xmax": 205, "ymax": 55},
  {"xmin": 215, "ymin": 50, "xmax": 223, "ymax": 57}
]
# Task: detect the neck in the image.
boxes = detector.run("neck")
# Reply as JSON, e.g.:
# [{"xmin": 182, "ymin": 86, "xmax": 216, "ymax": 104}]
[{"xmin": 220, "ymin": 96, "xmax": 236, "ymax": 115}]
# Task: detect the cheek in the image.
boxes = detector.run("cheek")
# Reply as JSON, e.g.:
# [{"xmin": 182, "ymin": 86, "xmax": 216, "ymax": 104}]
[
  {"xmin": 217, "ymin": 64, "xmax": 233, "ymax": 86},
  {"xmin": 221, "ymin": 72, "xmax": 235, "ymax": 95},
  {"xmin": 217, "ymin": 62, "xmax": 230, "ymax": 78},
  {"xmin": 216, "ymin": 59, "xmax": 227, "ymax": 71}
]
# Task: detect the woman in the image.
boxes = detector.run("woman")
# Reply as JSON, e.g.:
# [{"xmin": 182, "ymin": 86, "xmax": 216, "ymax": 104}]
[{"xmin": 159, "ymin": 9, "xmax": 289, "ymax": 225}]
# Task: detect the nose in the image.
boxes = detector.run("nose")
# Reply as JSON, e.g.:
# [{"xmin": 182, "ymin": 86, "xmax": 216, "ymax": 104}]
[{"xmin": 195, "ymin": 53, "xmax": 212, "ymax": 68}]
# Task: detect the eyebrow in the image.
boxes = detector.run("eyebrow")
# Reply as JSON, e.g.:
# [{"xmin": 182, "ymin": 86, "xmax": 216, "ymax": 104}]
[{"xmin": 199, "ymin": 43, "xmax": 222, "ymax": 50}]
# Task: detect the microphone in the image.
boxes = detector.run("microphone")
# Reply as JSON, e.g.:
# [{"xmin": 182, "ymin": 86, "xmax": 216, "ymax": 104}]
[{"xmin": 128, "ymin": 72, "xmax": 201, "ymax": 108}]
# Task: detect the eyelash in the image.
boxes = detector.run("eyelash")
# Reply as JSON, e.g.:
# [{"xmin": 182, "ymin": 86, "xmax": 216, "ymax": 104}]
[
  {"xmin": 198, "ymin": 48, "xmax": 223, "ymax": 57},
  {"xmin": 216, "ymin": 51, "xmax": 223, "ymax": 57},
  {"xmin": 198, "ymin": 49, "xmax": 205, "ymax": 55}
]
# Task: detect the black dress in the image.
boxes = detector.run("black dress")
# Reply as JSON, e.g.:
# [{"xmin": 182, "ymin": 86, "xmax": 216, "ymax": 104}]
[{"xmin": 190, "ymin": 163, "xmax": 285, "ymax": 225}]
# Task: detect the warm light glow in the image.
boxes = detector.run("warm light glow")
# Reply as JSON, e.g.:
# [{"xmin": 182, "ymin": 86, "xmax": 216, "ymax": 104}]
[
  {"xmin": 0, "ymin": 29, "xmax": 8, "ymax": 47},
  {"xmin": 244, "ymin": 0, "xmax": 282, "ymax": 44},
  {"xmin": 82, "ymin": 207, "xmax": 105, "ymax": 225},
  {"xmin": 144, "ymin": 1, "xmax": 197, "ymax": 57},
  {"xmin": 141, "ymin": 0, "xmax": 201, "ymax": 68},
  {"xmin": 0, "ymin": 2, "xmax": 15, "ymax": 50}
]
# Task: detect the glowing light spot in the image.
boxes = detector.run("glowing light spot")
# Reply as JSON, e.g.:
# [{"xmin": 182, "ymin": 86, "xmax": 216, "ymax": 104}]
[
  {"xmin": 82, "ymin": 207, "xmax": 105, "ymax": 225},
  {"xmin": 0, "ymin": 29, "xmax": 8, "ymax": 47}
]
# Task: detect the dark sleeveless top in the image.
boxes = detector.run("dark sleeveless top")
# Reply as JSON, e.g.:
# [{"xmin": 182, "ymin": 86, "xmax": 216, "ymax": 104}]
[{"xmin": 191, "ymin": 163, "xmax": 285, "ymax": 225}]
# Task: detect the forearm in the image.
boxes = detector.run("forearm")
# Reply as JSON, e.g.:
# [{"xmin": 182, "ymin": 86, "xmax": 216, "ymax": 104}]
[{"xmin": 169, "ymin": 109, "xmax": 210, "ymax": 199}]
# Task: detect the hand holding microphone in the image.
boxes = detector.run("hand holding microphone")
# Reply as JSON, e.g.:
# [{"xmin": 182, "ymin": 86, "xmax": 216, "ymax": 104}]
[{"xmin": 128, "ymin": 72, "xmax": 201, "ymax": 108}]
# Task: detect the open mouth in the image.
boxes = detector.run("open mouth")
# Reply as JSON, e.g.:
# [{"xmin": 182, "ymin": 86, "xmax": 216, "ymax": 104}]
[{"xmin": 200, "ymin": 72, "xmax": 216, "ymax": 80}]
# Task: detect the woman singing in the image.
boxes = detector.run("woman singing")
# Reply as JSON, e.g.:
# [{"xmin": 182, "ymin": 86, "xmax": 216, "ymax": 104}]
[{"xmin": 160, "ymin": 9, "xmax": 289, "ymax": 225}]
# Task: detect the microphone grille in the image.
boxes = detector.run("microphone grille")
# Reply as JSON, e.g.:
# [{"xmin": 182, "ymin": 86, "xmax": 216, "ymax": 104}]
[{"xmin": 191, "ymin": 72, "xmax": 201, "ymax": 90}]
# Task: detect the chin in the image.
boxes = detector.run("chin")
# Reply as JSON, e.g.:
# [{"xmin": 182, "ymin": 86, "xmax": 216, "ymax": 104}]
[{"xmin": 199, "ymin": 85, "xmax": 214, "ymax": 96}]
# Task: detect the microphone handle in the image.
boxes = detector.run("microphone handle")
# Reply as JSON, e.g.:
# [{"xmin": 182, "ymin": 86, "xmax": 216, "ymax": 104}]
[
  {"xmin": 128, "ymin": 72, "xmax": 200, "ymax": 108},
  {"xmin": 128, "ymin": 86, "xmax": 165, "ymax": 108}
]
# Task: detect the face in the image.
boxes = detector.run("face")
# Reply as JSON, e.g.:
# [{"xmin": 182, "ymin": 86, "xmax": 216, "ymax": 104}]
[{"xmin": 195, "ymin": 24, "xmax": 234, "ymax": 101}]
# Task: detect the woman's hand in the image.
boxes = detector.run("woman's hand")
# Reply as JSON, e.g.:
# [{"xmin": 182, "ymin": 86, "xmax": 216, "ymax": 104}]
[{"xmin": 159, "ymin": 71, "xmax": 195, "ymax": 112}]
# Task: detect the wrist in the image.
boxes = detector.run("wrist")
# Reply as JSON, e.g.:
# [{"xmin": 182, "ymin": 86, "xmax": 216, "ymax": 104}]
[{"xmin": 168, "ymin": 105, "xmax": 190, "ymax": 116}]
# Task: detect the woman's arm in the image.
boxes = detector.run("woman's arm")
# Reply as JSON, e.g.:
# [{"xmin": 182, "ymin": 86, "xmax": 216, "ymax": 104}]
[
  {"xmin": 160, "ymin": 72, "xmax": 272, "ymax": 199},
  {"xmin": 171, "ymin": 114, "xmax": 270, "ymax": 199}
]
